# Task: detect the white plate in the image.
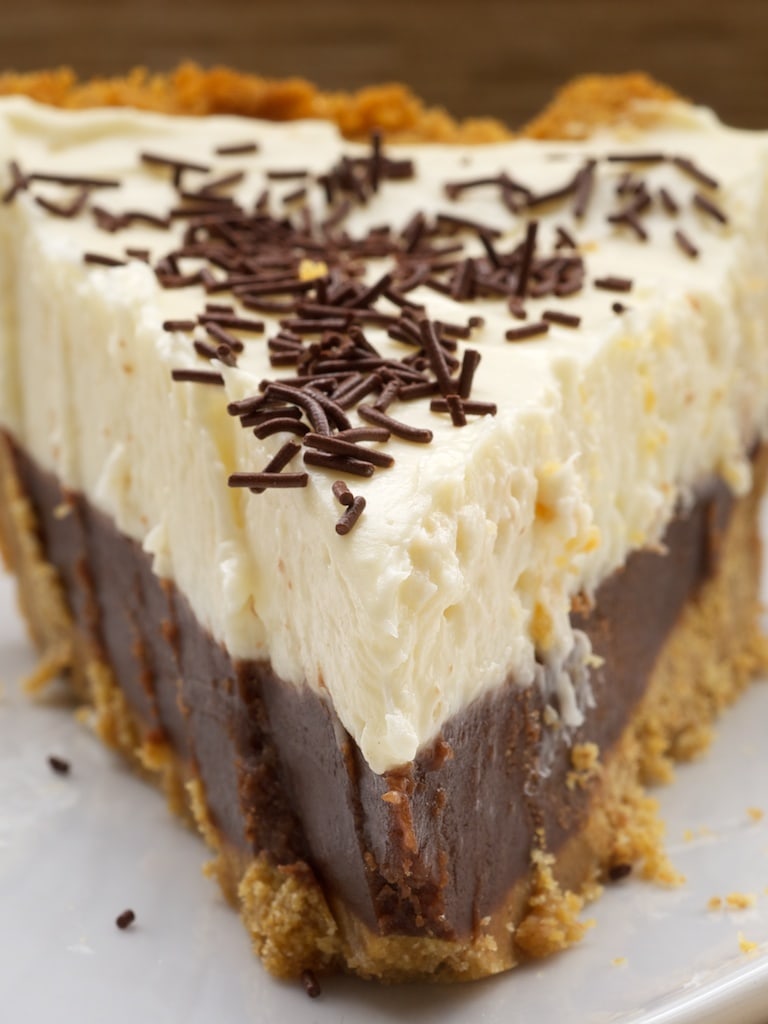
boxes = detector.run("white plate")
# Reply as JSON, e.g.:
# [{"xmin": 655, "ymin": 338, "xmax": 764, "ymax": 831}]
[{"xmin": 1, "ymin": 502, "xmax": 767, "ymax": 1023}]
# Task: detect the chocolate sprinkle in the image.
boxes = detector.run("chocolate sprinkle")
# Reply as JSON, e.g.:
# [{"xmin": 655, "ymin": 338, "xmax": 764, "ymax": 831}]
[
  {"xmin": 171, "ymin": 368, "xmax": 225, "ymax": 385},
  {"xmin": 673, "ymin": 229, "xmax": 699, "ymax": 259},
  {"xmin": 692, "ymin": 192, "xmax": 728, "ymax": 225},
  {"xmin": 141, "ymin": 151, "xmax": 210, "ymax": 174},
  {"xmin": 47, "ymin": 755, "xmax": 71, "ymax": 775},
  {"xmin": 430, "ymin": 397, "xmax": 497, "ymax": 417},
  {"xmin": 198, "ymin": 171, "xmax": 246, "ymax": 194},
  {"xmin": 608, "ymin": 863, "xmax": 633, "ymax": 882},
  {"xmin": 458, "ymin": 349, "xmax": 481, "ymax": 399},
  {"xmin": 301, "ymin": 969, "xmax": 322, "ymax": 999},
  {"xmin": 608, "ymin": 210, "xmax": 648, "ymax": 242},
  {"xmin": 267, "ymin": 169, "xmax": 308, "ymax": 181},
  {"xmin": 242, "ymin": 407, "xmax": 303, "ymax": 428},
  {"xmin": 332, "ymin": 480, "xmax": 354, "ymax": 506},
  {"xmin": 193, "ymin": 339, "xmax": 222, "ymax": 362},
  {"xmin": 673, "ymin": 156, "xmax": 719, "ymax": 190},
  {"xmin": 29, "ymin": 171, "xmax": 120, "ymax": 189},
  {"xmin": 205, "ymin": 323, "xmax": 244, "ymax": 352},
  {"xmin": 115, "ymin": 909, "xmax": 136, "ymax": 930},
  {"xmin": 606, "ymin": 152, "xmax": 665, "ymax": 164},
  {"xmin": 505, "ymin": 321, "xmax": 549, "ymax": 342},
  {"xmin": 443, "ymin": 173, "xmax": 524, "ymax": 200},
  {"xmin": 215, "ymin": 141, "xmax": 260, "ymax": 156},
  {"xmin": 659, "ymin": 187, "xmax": 679, "ymax": 215},
  {"xmin": 526, "ymin": 167, "xmax": 580, "ymax": 209},
  {"xmin": 555, "ymin": 225, "xmax": 577, "ymax": 250},
  {"xmin": 92, "ymin": 205, "xmax": 128, "ymax": 232},
  {"xmin": 229, "ymin": 470, "xmax": 308, "ymax": 489},
  {"xmin": 369, "ymin": 131, "xmax": 383, "ymax": 193},
  {"xmin": 84, "ymin": 252, "xmax": 126, "ymax": 268},
  {"xmin": 198, "ymin": 314, "xmax": 265, "ymax": 333},
  {"xmin": 1, "ymin": 160, "xmax": 29, "ymax": 204},
  {"xmin": 254, "ymin": 417, "xmax": 310, "ymax": 439},
  {"xmin": 304, "ymin": 433, "xmax": 394, "ymax": 468},
  {"xmin": 303, "ymin": 451, "xmax": 375, "ymax": 477},
  {"xmin": 357, "ymin": 405, "xmax": 433, "ymax": 443},
  {"xmin": 123, "ymin": 210, "xmax": 171, "ymax": 229},
  {"xmin": 282, "ymin": 186, "xmax": 308, "ymax": 205},
  {"xmin": 572, "ymin": 159, "xmax": 596, "ymax": 220},
  {"xmin": 34, "ymin": 188, "xmax": 90, "ymax": 219},
  {"xmin": 435, "ymin": 212, "xmax": 502, "ymax": 239},
  {"xmin": 419, "ymin": 318, "xmax": 454, "ymax": 396},
  {"xmin": 515, "ymin": 220, "xmax": 539, "ymax": 298},
  {"xmin": 163, "ymin": 319, "xmax": 196, "ymax": 332},
  {"xmin": 265, "ymin": 384, "xmax": 332, "ymax": 434},
  {"xmin": 615, "ymin": 171, "xmax": 637, "ymax": 196},
  {"xmin": 594, "ymin": 276, "xmax": 633, "ymax": 293},
  {"xmin": 335, "ymin": 494, "xmax": 366, "ymax": 536},
  {"xmin": 442, "ymin": 394, "xmax": 466, "ymax": 426},
  {"xmin": 542, "ymin": 309, "xmax": 581, "ymax": 328},
  {"xmin": 336, "ymin": 426, "xmax": 391, "ymax": 442},
  {"xmin": 248, "ymin": 441, "xmax": 302, "ymax": 492}
]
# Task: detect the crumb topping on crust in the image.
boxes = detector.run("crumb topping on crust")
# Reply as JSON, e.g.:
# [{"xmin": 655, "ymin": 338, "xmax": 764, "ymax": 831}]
[{"xmin": 0, "ymin": 64, "xmax": 678, "ymax": 142}]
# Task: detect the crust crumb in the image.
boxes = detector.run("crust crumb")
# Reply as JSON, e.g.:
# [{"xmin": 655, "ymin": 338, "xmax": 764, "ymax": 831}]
[
  {"xmin": 21, "ymin": 641, "xmax": 72, "ymax": 694},
  {"xmin": 186, "ymin": 777, "xmax": 227, "ymax": 884},
  {"xmin": 567, "ymin": 742, "xmax": 602, "ymax": 791},
  {"xmin": 514, "ymin": 849, "xmax": 593, "ymax": 958},
  {"xmin": 523, "ymin": 73, "xmax": 679, "ymax": 140},
  {"xmin": 239, "ymin": 857, "xmax": 340, "ymax": 978},
  {"xmin": 738, "ymin": 932, "xmax": 759, "ymax": 956},
  {"xmin": 708, "ymin": 893, "xmax": 757, "ymax": 911},
  {"xmin": 298, "ymin": 258, "xmax": 327, "ymax": 282},
  {"xmin": 603, "ymin": 780, "xmax": 684, "ymax": 886},
  {"xmin": 137, "ymin": 736, "xmax": 189, "ymax": 819},
  {"xmin": 725, "ymin": 892, "xmax": 757, "ymax": 910}
]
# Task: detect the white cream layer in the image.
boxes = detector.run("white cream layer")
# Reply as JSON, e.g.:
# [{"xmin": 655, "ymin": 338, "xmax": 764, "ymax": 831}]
[{"xmin": 0, "ymin": 97, "xmax": 767, "ymax": 773}]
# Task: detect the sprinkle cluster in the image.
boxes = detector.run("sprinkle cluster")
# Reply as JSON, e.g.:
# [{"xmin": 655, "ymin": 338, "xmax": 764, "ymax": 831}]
[{"xmin": 2, "ymin": 132, "xmax": 726, "ymax": 536}]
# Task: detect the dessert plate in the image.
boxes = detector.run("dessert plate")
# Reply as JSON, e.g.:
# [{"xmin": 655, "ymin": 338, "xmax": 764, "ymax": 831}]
[{"xmin": 0, "ymin": 500, "xmax": 766, "ymax": 1023}]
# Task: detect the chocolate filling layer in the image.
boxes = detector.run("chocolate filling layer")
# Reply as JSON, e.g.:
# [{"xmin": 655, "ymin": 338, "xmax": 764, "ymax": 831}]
[{"xmin": 7, "ymin": 434, "xmax": 735, "ymax": 940}]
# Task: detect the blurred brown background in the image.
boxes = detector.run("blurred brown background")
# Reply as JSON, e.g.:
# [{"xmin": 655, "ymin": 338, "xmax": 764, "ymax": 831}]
[{"xmin": 2, "ymin": 0, "xmax": 766, "ymax": 127}]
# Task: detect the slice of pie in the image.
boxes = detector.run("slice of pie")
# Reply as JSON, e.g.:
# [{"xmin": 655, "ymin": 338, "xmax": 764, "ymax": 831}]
[{"xmin": 0, "ymin": 68, "xmax": 766, "ymax": 981}]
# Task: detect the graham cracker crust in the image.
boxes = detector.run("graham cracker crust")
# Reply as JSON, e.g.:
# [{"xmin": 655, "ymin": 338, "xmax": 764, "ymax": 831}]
[{"xmin": 1, "ymin": 431, "xmax": 765, "ymax": 982}]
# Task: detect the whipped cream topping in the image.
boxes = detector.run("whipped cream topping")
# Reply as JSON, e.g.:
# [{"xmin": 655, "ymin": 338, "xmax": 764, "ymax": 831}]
[{"xmin": 1, "ymin": 97, "xmax": 767, "ymax": 773}]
